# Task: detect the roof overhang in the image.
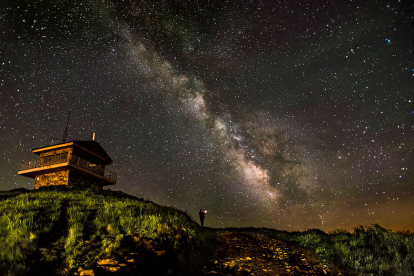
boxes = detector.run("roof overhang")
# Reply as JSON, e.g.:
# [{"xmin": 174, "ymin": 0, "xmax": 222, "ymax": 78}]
[{"xmin": 32, "ymin": 142, "xmax": 73, "ymax": 154}]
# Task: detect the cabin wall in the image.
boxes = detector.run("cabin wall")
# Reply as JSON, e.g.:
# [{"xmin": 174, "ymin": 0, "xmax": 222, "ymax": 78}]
[
  {"xmin": 72, "ymin": 147, "xmax": 105, "ymax": 174},
  {"xmin": 39, "ymin": 148, "xmax": 72, "ymax": 167},
  {"xmin": 72, "ymin": 147, "xmax": 104, "ymax": 165},
  {"xmin": 34, "ymin": 170, "xmax": 70, "ymax": 189}
]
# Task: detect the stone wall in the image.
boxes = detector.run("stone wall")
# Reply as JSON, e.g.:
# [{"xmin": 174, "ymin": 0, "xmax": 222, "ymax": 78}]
[
  {"xmin": 69, "ymin": 171, "xmax": 104, "ymax": 190},
  {"xmin": 33, "ymin": 169, "xmax": 105, "ymax": 190},
  {"xmin": 34, "ymin": 170, "xmax": 70, "ymax": 189}
]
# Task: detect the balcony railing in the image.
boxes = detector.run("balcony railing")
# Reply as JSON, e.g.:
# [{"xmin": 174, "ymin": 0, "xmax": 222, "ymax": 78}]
[
  {"xmin": 19, "ymin": 160, "xmax": 41, "ymax": 171},
  {"xmin": 19, "ymin": 154, "xmax": 117, "ymax": 182}
]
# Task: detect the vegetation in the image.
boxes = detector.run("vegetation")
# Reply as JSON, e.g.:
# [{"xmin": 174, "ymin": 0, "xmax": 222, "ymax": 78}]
[
  {"xmin": 2, "ymin": 187, "xmax": 414, "ymax": 276},
  {"xmin": 0, "ymin": 187, "xmax": 214, "ymax": 276},
  {"xmin": 241, "ymin": 225, "xmax": 414, "ymax": 276}
]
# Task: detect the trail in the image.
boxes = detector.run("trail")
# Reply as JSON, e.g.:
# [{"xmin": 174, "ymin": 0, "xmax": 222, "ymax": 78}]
[
  {"xmin": 27, "ymin": 200, "xmax": 69, "ymax": 275},
  {"xmin": 203, "ymin": 230, "xmax": 343, "ymax": 276}
]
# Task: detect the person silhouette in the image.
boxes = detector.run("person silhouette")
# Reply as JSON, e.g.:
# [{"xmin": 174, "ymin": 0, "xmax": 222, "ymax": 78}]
[{"xmin": 199, "ymin": 209, "xmax": 206, "ymax": 227}]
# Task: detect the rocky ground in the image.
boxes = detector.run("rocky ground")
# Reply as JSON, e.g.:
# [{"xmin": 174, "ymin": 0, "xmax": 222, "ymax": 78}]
[
  {"xmin": 70, "ymin": 230, "xmax": 345, "ymax": 276},
  {"xmin": 202, "ymin": 230, "xmax": 344, "ymax": 276},
  {"xmin": 72, "ymin": 237, "xmax": 168, "ymax": 276}
]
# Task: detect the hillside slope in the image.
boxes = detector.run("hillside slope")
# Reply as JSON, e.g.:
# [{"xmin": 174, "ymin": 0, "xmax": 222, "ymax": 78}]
[
  {"xmin": 0, "ymin": 187, "xmax": 214, "ymax": 276},
  {"xmin": 1, "ymin": 187, "xmax": 413, "ymax": 276}
]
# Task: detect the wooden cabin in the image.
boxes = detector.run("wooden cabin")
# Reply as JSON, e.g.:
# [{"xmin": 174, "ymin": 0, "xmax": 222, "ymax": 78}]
[{"xmin": 18, "ymin": 141, "xmax": 117, "ymax": 189}]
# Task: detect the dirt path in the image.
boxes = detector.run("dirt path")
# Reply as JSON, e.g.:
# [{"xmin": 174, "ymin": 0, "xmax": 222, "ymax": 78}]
[{"xmin": 203, "ymin": 230, "xmax": 342, "ymax": 276}]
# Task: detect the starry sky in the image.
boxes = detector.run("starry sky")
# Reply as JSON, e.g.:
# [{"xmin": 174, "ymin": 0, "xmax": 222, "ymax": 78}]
[{"xmin": 1, "ymin": 0, "xmax": 413, "ymax": 232}]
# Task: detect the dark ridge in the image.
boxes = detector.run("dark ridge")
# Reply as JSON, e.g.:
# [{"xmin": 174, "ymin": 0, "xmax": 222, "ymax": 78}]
[{"xmin": 0, "ymin": 187, "xmax": 30, "ymax": 201}]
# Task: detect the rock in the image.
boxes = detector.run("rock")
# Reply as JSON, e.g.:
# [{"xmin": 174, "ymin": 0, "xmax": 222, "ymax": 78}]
[
  {"xmin": 143, "ymin": 239, "xmax": 159, "ymax": 249},
  {"xmin": 80, "ymin": 270, "xmax": 95, "ymax": 276},
  {"xmin": 125, "ymin": 259, "xmax": 135, "ymax": 263},
  {"xmin": 154, "ymin": 250, "xmax": 166, "ymax": 257},
  {"xmin": 129, "ymin": 253, "xmax": 146, "ymax": 259},
  {"xmin": 97, "ymin": 259, "xmax": 118, "ymax": 266},
  {"xmin": 100, "ymin": 266, "xmax": 121, "ymax": 272}
]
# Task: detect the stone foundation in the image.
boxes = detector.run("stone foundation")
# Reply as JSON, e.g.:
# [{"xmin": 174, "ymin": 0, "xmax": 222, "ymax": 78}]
[
  {"xmin": 69, "ymin": 171, "xmax": 104, "ymax": 190},
  {"xmin": 34, "ymin": 170, "xmax": 70, "ymax": 189},
  {"xmin": 33, "ymin": 170, "xmax": 105, "ymax": 190}
]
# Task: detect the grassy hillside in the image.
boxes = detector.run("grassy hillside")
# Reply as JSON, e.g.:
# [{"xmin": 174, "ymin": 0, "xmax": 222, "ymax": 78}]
[
  {"xmin": 235, "ymin": 225, "xmax": 414, "ymax": 276},
  {"xmin": 0, "ymin": 187, "xmax": 214, "ymax": 276},
  {"xmin": 1, "ymin": 187, "xmax": 414, "ymax": 276}
]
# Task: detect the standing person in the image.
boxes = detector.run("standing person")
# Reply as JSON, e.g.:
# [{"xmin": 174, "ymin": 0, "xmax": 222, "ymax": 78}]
[{"xmin": 199, "ymin": 209, "xmax": 206, "ymax": 227}]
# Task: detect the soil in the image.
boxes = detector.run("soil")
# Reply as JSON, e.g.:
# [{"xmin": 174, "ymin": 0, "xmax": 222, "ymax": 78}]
[
  {"xmin": 44, "ymin": 228, "xmax": 347, "ymax": 276},
  {"xmin": 202, "ymin": 230, "xmax": 344, "ymax": 276}
]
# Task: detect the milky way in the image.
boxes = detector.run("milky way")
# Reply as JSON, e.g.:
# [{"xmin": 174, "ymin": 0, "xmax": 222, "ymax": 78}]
[{"xmin": 1, "ymin": 0, "xmax": 413, "ymax": 232}]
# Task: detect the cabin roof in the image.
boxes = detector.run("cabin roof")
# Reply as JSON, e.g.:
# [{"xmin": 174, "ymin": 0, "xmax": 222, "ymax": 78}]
[{"xmin": 32, "ymin": 141, "xmax": 113, "ymax": 164}]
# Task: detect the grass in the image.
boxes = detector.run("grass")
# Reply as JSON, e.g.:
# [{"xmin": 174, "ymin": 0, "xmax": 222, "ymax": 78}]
[
  {"xmin": 2, "ymin": 187, "xmax": 414, "ymax": 276},
  {"xmin": 242, "ymin": 224, "xmax": 414, "ymax": 276},
  {"xmin": 0, "ymin": 186, "xmax": 214, "ymax": 276}
]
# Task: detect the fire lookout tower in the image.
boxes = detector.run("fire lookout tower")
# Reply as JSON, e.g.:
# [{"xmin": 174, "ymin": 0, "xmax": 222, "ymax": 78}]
[{"xmin": 18, "ymin": 140, "xmax": 117, "ymax": 189}]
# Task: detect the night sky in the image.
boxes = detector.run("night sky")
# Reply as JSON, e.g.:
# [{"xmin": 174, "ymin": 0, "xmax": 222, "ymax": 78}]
[{"xmin": 1, "ymin": 0, "xmax": 413, "ymax": 232}]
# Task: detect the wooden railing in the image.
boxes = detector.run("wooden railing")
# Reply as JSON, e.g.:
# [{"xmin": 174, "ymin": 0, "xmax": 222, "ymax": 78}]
[
  {"xmin": 19, "ymin": 154, "xmax": 117, "ymax": 182},
  {"xmin": 19, "ymin": 160, "xmax": 41, "ymax": 171}
]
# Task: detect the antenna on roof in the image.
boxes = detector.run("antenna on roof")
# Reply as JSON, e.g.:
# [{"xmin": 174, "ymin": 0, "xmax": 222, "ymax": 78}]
[
  {"xmin": 62, "ymin": 110, "xmax": 71, "ymax": 143},
  {"xmin": 52, "ymin": 138, "xmax": 60, "ymax": 145}
]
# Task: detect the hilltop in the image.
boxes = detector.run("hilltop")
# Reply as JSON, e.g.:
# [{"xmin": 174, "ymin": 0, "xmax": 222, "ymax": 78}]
[
  {"xmin": 0, "ymin": 187, "xmax": 213, "ymax": 276},
  {"xmin": 1, "ymin": 187, "xmax": 413, "ymax": 276}
]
